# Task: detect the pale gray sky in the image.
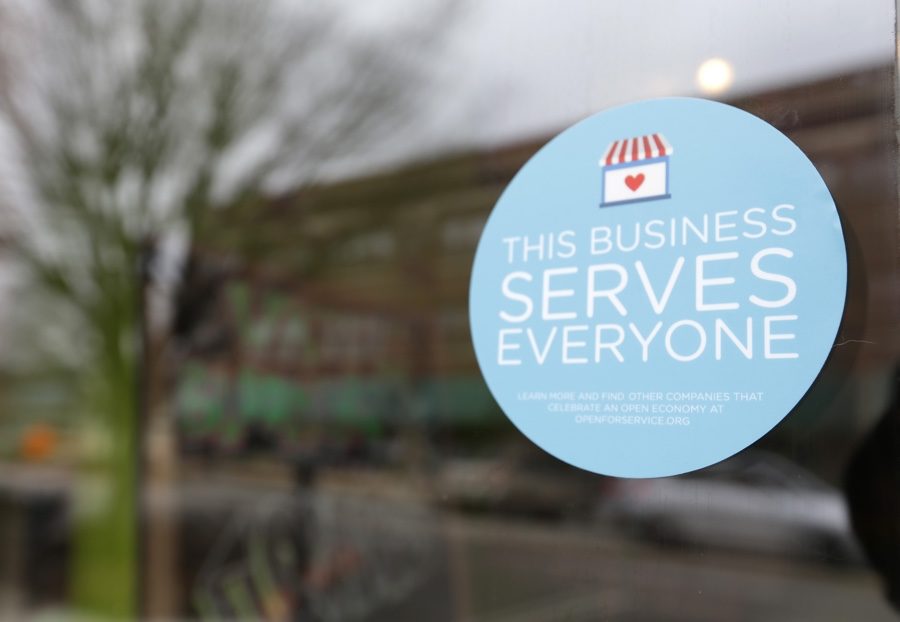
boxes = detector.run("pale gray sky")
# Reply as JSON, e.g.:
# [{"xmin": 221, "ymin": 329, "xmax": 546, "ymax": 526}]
[{"xmin": 341, "ymin": 0, "xmax": 895, "ymax": 175}]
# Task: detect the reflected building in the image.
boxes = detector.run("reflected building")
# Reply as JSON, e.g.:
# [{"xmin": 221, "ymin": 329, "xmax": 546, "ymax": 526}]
[{"xmin": 180, "ymin": 65, "xmax": 897, "ymax": 481}]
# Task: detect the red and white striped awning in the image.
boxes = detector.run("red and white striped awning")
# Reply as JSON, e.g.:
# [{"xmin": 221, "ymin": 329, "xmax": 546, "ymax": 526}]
[{"xmin": 601, "ymin": 134, "xmax": 673, "ymax": 166}]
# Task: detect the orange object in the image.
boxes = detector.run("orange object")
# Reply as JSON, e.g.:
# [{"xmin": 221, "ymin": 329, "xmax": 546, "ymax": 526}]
[{"xmin": 20, "ymin": 423, "xmax": 57, "ymax": 462}]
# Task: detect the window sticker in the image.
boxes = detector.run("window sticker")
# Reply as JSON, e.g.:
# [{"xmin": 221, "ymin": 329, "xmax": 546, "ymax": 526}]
[{"xmin": 469, "ymin": 98, "xmax": 847, "ymax": 478}]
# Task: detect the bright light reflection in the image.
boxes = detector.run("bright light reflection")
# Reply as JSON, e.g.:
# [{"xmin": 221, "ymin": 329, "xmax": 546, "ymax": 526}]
[{"xmin": 696, "ymin": 58, "xmax": 734, "ymax": 95}]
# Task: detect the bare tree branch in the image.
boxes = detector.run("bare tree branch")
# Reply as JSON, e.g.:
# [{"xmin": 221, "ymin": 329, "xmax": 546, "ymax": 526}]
[{"xmin": 0, "ymin": 0, "xmax": 459, "ymax": 373}]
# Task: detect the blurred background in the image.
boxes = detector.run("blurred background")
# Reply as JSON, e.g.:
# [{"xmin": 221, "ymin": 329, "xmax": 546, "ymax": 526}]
[{"xmin": 0, "ymin": 0, "xmax": 897, "ymax": 620}]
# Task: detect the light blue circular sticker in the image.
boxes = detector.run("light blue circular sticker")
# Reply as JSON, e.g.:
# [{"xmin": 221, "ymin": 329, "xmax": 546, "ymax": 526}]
[{"xmin": 469, "ymin": 97, "xmax": 847, "ymax": 478}]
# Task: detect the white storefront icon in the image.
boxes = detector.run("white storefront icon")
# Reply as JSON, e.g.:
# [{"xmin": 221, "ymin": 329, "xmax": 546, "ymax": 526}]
[{"xmin": 599, "ymin": 134, "xmax": 673, "ymax": 207}]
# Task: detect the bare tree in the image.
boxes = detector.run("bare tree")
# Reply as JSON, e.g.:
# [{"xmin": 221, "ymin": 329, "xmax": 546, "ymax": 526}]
[{"xmin": 0, "ymin": 0, "xmax": 454, "ymax": 617}]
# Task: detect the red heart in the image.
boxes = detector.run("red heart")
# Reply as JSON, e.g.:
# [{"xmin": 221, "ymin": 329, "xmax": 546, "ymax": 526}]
[{"xmin": 625, "ymin": 173, "xmax": 645, "ymax": 191}]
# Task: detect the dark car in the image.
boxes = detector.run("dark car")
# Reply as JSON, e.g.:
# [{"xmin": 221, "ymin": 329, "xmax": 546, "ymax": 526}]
[{"xmin": 436, "ymin": 442, "xmax": 602, "ymax": 519}]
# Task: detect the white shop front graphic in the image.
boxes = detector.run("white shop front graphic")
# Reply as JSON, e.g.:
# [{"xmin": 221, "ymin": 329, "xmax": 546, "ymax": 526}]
[{"xmin": 600, "ymin": 134, "xmax": 673, "ymax": 206}]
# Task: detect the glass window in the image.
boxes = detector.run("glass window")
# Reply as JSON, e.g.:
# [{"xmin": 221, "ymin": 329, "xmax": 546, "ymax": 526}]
[{"xmin": 0, "ymin": 1, "xmax": 897, "ymax": 619}]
